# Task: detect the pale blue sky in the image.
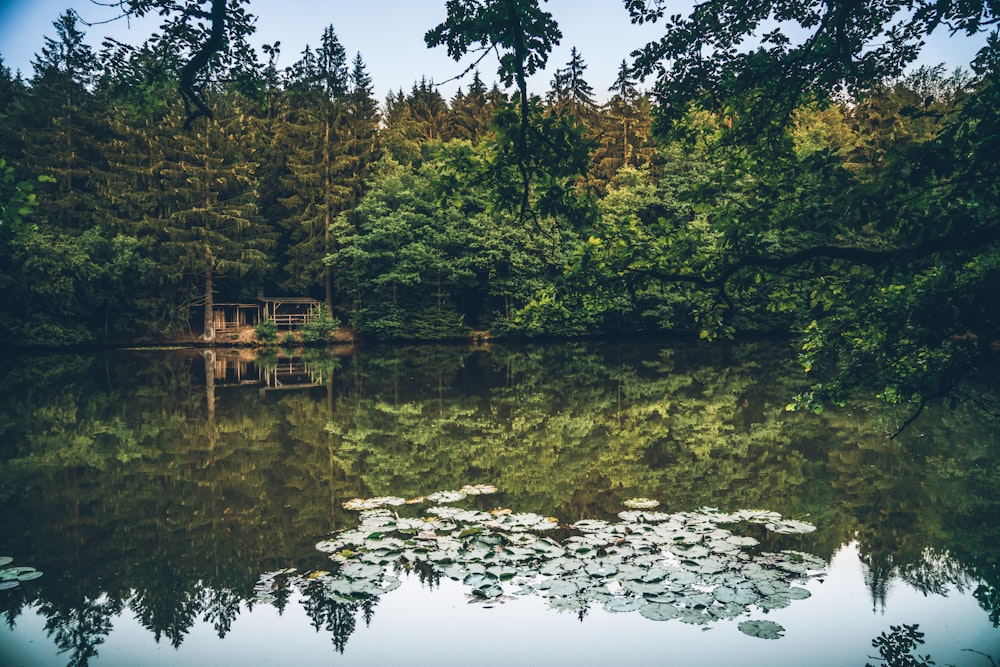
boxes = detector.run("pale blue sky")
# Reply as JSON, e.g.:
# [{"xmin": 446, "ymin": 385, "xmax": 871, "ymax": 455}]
[{"xmin": 0, "ymin": 0, "xmax": 989, "ymax": 104}]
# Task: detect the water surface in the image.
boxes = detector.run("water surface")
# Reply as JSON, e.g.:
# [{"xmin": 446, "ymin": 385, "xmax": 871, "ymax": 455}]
[{"xmin": 1, "ymin": 341, "xmax": 997, "ymax": 666}]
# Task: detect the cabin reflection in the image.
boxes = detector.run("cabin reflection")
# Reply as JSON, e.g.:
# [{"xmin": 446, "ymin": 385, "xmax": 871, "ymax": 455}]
[{"xmin": 209, "ymin": 350, "xmax": 326, "ymax": 393}]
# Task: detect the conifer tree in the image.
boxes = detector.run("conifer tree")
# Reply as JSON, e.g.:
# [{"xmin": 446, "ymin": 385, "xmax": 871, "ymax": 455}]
[
  {"xmin": 341, "ymin": 52, "xmax": 381, "ymax": 222},
  {"xmin": 590, "ymin": 60, "xmax": 655, "ymax": 192},
  {"xmin": 448, "ymin": 71, "xmax": 497, "ymax": 142},
  {"xmin": 277, "ymin": 26, "xmax": 351, "ymax": 313},
  {"xmin": 546, "ymin": 47, "xmax": 597, "ymax": 123},
  {"xmin": 12, "ymin": 11, "xmax": 107, "ymax": 233},
  {"xmin": 155, "ymin": 91, "xmax": 271, "ymax": 340},
  {"xmin": 407, "ymin": 77, "xmax": 450, "ymax": 141}
]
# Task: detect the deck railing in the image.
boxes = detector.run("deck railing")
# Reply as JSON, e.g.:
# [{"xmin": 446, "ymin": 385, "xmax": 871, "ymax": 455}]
[{"xmin": 270, "ymin": 313, "xmax": 316, "ymax": 327}]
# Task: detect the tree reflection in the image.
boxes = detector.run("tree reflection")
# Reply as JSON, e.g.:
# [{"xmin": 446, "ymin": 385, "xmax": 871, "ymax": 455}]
[
  {"xmin": 38, "ymin": 595, "xmax": 122, "ymax": 667},
  {"xmin": 0, "ymin": 342, "xmax": 997, "ymax": 664}
]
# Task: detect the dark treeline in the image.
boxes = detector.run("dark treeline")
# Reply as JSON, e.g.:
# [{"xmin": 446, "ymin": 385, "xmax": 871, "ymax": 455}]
[{"xmin": 1, "ymin": 7, "xmax": 999, "ymax": 411}]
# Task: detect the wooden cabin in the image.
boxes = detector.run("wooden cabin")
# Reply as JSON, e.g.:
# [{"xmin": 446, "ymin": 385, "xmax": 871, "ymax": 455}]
[
  {"xmin": 259, "ymin": 296, "xmax": 321, "ymax": 328},
  {"xmin": 211, "ymin": 294, "xmax": 321, "ymax": 333},
  {"xmin": 213, "ymin": 303, "xmax": 262, "ymax": 333}
]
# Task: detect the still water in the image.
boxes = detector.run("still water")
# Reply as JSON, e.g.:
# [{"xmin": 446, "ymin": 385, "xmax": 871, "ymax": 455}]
[{"xmin": 0, "ymin": 340, "xmax": 997, "ymax": 666}]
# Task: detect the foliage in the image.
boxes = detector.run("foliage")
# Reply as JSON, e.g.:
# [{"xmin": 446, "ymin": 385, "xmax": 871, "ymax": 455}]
[
  {"xmin": 626, "ymin": 0, "xmax": 999, "ymax": 137},
  {"xmin": 866, "ymin": 624, "xmax": 936, "ymax": 667},
  {"xmin": 255, "ymin": 318, "xmax": 277, "ymax": 343},
  {"xmin": 0, "ymin": 4, "xmax": 996, "ymax": 416},
  {"xmin": 0, "ymin": 158, "xmax": 48, "ymax": 241},
  {"xmin": 302, "ymin": 307, "xmax": 341, "ymax": 343}
]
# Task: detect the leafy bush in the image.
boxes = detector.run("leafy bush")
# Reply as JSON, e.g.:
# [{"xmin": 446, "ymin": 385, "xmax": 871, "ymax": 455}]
[
  {"xmin": 280, "ymin": 332, "xmax": 297, "ymax": 347},
  {"xmin": 255, "ymin": 319, "xmax": 277, "ymax": 343},
  {"xmin": 409, "ymin": 306, "xmax": 468, "ymax": 340},
  {"xmin": 302, "ymin": 308, "xmax": 341, "ymax": 343}
]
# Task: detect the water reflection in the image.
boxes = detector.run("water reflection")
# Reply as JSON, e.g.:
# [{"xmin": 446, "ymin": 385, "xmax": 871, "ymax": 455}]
[{"xmin": 0, "ymin": 341, "xmax": 998, "ymax": 665}]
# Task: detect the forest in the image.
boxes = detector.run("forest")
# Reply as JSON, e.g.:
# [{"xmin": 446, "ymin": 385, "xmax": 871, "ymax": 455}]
[{"xmin": 0, "ymin": 0, "xmax": 998, "ymax": 412}]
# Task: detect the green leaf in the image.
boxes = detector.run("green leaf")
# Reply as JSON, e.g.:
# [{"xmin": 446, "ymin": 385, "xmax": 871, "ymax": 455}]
[{"xmin": 738, "ymin": 619, "xmax": 786, "ymax": 639}]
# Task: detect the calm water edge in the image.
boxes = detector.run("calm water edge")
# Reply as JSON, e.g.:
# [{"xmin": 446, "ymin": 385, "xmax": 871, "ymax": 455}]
[{"xmin": 1, "ymin": 340, "xmax": 998, "ymax": 666}]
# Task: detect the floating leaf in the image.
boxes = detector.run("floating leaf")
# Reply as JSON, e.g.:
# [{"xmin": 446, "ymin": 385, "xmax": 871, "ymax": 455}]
[
  {"xmin": 738, "ymin": 619, "xmax": 786, "ymax": 639},
  {"xmin": 472, "ymin": 583, "xmax": 503, "ymax": 599},
  {"xmin": 603, "ymin": 597, "xmax": 645, "ymax": 613},
  {"xmin": 427, "ymin": 507, "xmax": 491, "ymax": 523},
  {"xmin": 734, "ymin": 510, "xmax": 783, "ymax": 524},
  {"xmin": 0, "ymin": 567, "xmax": 41, "ymax": 581},
  {"xmin": 427, "ymin": 490, "xmax": 467, "ymax": 503},
  {"xmin": 343, "ymin": 497, "xmax": 390, "ymax": 511},
  {"xmin": 619, "ymin": 510, "xmax": 676, "ymax": 524},
  {"xmin": 639, "ymin": 602, "xmax": 680, "ymax": 621},
  {"xmin": 460, "ymin": 484, "xmax": 498, "ymax": 496},
  {"xmin": 537, "ymin": 579, "xmax": 580, "ymax": 597},
  {"xmin": 572, "ymin": 519, "xmax": 610, "ymax": 533},
  {"xmin": 765, "ymin": 519, "xmax": 817, "ymax": 534},
  {"xmin": 623, "ymin": 498, "xmax": 661, "ymax": 509},
  {"xmin": 712, "ymin": 585, "xmax": 758, "ymax": 605},
  {"xmin": 0, "ymin": 557, "xmax": 12, "ymax": 567},
  {"xmin": 306, "ymin": 493, "xmax": 827, "ymax": 631}
]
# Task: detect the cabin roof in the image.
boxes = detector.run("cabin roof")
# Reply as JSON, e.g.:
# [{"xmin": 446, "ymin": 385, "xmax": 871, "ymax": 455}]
[{"xmin": 258, "ymin": 296, "xmax": 320, "ymax": 304}]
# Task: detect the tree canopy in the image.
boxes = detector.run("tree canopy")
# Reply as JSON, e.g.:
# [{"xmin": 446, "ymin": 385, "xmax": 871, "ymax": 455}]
[{"xmin": 0, "ymin": 1, "xmax": 996, "ymax": 417}]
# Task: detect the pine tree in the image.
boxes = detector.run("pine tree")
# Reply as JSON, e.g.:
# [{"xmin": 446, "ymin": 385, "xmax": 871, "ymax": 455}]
[
  {"xmin": 546, "ymin": 47, "xmax": 597, "ymax": 123},
  {"xmin": 12, "ymin": 11, "xmax": 108, "ymax": 233},
  {"xmin": 381, "ymin": 89, "xmax": 423, "ymax": 165},
  {"xmin": 590, "ymin": 60, "xmax": 655, "ymax": 193},
  {"xmin": 276, "ymin": 26, "xmax": 352, "ymax": 313},
  {"xmin": 448, "ymin": 71, "xmax": 497, "ymax": 142},
  {"xmin": 407, "ymin": 77, "xmax": 450, "ymax": 141},
  {"xmin": 340, "ymin": 52, "xmax": 380, "ymax": 223},
  {"xmin": 155, "ymin": 90, "xmax": 271, "ymax": 340}
]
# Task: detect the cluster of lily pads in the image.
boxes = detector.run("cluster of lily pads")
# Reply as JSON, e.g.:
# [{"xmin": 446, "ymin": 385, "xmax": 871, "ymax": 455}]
[
  {"xmin": 0, "ymin": 556, "xmax": 43, "ymax": 591},
  {"xmin": 259, "ymin": 487, "xmax": 825, "ymax": 639}
]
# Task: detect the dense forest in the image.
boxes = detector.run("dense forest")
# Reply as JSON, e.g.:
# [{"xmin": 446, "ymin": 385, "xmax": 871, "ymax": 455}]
[{"xmin": 1, "ymin": 0, "xmax": 998, "ymax": 412}]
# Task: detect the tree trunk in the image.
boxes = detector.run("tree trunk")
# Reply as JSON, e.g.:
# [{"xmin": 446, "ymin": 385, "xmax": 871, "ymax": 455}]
[
  {"xmin": 324, "ymin": 113, "xmax": 335, "ymax": 315},
  {"xmin": 202, "ymin": 251, "xmax": 215, "ymax": 341}
]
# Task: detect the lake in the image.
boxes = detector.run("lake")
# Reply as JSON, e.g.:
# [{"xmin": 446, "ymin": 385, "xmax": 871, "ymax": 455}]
[{"xmin": 1, "ymin": 340, "xmax": 998, "ymax": 666}]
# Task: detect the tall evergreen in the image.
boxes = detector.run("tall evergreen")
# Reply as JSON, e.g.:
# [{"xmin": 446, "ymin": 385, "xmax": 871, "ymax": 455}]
[
  {"xmin": 12, "ymin": 11, "xmax": 107, "ymax": 233},
  {"xmin": 546, "ymin": 47, "xmax": 597, "ymax": 123},
  {"xmin": 407, "ymin": 77, "xmax": 450, "ymax": 141},
  {"xmin": 590, "ymin": 60, "xmax": 655, "ymax": 192},
  {"xmin": 155, "ymin": 91, "xmax": 272, "ymax": 340},
  {"xmin": 277, "ymin": 26, "xmax": 352, "ymax": 312},
  {"xmin": 381, "ymin": 89, "xmax": 424, "ymax": 165},
  {"xmin": 448, "ymin": 71, "xmax": 497, "ymax": 142},
  {"xmin": 341, "ymin": 52, "xmax": 381, "ymax": 222}
]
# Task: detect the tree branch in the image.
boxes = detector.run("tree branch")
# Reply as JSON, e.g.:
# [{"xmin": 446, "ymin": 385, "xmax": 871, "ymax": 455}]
[{"xmin": 179, "ymin": 0, "xmax": 227, "ymax": 129}]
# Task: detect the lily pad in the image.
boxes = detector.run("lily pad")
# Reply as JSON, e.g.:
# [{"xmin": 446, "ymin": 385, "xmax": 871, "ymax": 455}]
[
  {"xmin": 639, "ymin": 602, "xmax": 680, "ymax": 621},
  {"xmin": 572, "ymin": 519, "xmax": 610, "ymax": 533},
  {"xmin": 538, "ymin": 578, "xmax": 581, "ymax": 597},
  {"xmin": 0, "ymin": 557, "xmax": 12, "ymax": 567},
  {"xmin": 309, "ymin": 490, "xmax": 828, "ymax": 631},
  {"xmin": 427, "ymin": 490, "xmax": 467, "ymax": 503},
  {"xmin": 472, "ymin": 583, "xmax": 504, "ymax": 599},
  {"xmin": 603, "ymin": 597, "xmax": 645, "ymax": 613},
  {"xmin": 0, "ymin": 580, "xmax": 19, "ymax": 591},
  {"xmin": 738, "ymin": 619, "xmax": 786, "ymax": 639},
  {"xmin": 460, "ymin": 484, "xmax": 498, "ymax": 496},
  {"xmin": 765, "ymin": 519, "xmax": 817, "ymax": 534},
  {"xmin": 712, "ymin": 585, "xmax": 759, "ymax": 605},
  {"xmin": 623, "ymin": 497, "xmax": 661, "ymax": 509},
  {"xmin": 0, "ymin": 567, "xmax": 41, "ymax": 581}
]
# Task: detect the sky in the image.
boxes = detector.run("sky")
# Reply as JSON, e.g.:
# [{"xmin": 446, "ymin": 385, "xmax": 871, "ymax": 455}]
[{"xmin": 0, "ymin": 0, "xmax": 991, "ymax": 104}]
